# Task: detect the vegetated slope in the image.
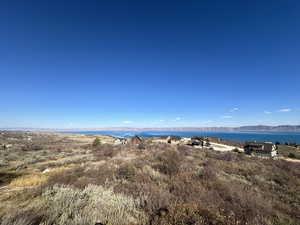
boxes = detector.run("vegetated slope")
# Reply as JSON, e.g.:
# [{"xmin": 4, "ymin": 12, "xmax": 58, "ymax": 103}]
[{"xmin": 0, "ymin": 132, "xmax": 300, "ymax": 225}]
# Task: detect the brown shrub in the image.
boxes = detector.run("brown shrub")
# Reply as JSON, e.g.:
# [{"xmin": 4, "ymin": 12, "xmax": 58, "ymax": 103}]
[
  {"xmin": 152, "ymin": 150, "xmax": 182, "ymax": 176},
  {"xmin": 45, "ymin": 166, "xmax": 85, "ymax": 188},
  {"xmin": 117, "ymin": 164, "xmax": 136, "ymax": 180},
  {"xmin": 198, "ymin": 160, "xmax": 218, "ymax": 181},
  {"xmin": 134, "ymin": 183, "xmax": 174, "ymax": 224},
  {"xmin": 21, "ymin": 144, "xmax": 43, "ymax": 151},
  {"xmin": 152, "ymin": 203, "xmax": 224, "ymax": 225},
  {"xmin": 92, "ymin": 144, "xmax": 119, "ymax": 159},
  {"xmin": 167, "ymin": 172, "xmax": 204, "ymax": 203},
  {"xmin": 213, "ymin": 152, "xmax": 240, "ymax": 161},
  {"xmin": 0, "ymin": 171, "xmax": 22, "ymax": 186}
]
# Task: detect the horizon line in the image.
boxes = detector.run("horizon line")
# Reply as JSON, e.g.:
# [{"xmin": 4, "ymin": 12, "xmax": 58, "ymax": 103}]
[{"xmin": 0, "ymin": 124, "xmax": 300, "ymax": 131}]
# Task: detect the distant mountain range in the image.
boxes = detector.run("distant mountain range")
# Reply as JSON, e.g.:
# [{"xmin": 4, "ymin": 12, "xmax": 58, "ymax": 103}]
[
  {"xmin": 1, "ymin": 125, "xmax": 300, "ymax": 132},
  {"xmin": 237, "ymin": 125, "xmax": 300, "ymax": 132}
]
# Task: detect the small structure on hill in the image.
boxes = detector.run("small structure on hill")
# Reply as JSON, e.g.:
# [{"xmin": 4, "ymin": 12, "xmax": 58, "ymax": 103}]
[
  {"xmin": 190, "ymin": 136, "xmax": 205, "ymax": 147},
  {"xmin": 166, "ymin": 136, "xmax": 181, "ymax": 144},
  {"xmin": 114, "ymin": 138, "xmax": 128, "ymax": 145},
  {"xmin": 179, "ymin": 137, "xmax": 190, "ymax": 144},
  {"xmin": 1, "ymin": 144, "xmax": 12, "ymax": 150},
  {"xmin": 244, "ymin": 142, "xmax": 277, "ymax": 157},
  {"xmin": 130, "ymin": 135, "xmax": 143, "ymax": 145}
]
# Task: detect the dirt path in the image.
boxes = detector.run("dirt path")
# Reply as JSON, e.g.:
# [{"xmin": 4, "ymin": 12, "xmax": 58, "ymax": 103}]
[
  {"xmin": 0, "ymin": 185, "xmax": 35, "ymax": 193},
  {"xmin": 281, "ymin": 157, "xmax": 300, "ymax": 163},
  {"xmin": 210, "ymin": 142, "xmax": 243, "ymax": 152}
]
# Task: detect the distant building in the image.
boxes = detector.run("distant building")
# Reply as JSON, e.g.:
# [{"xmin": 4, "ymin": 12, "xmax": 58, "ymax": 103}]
[
  {"xmin": 244, "ymin": 142, "xmax": 277, "ymax": 157},
  {"xmin": 121, "ymin": 138, "xmax": 127, "ymax": 145},
  {"xmin": 166, "ymin": 136, "xmax": 181, "ymax": 144},
  {"xmin": 180, "ymin": 137, "xmax": 191, "ymax": 144},
  {"xmin": 190, "ymin": 136, "xmax": 205, "ymax": 147},
  {"xmin": 1, "ymin": 144, "xmax": 12, "ymax": 150},
  {"xmin": 114, "ymin": 138, "xmax": 128, "ymax": 145},
  {"xmin": 130, "ymin": 135, "xmax": 143, "ymax": 145}
]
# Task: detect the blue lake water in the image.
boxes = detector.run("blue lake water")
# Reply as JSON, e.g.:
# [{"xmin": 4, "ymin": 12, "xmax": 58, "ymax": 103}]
[{"xmin": 62, "ymin": 131, "xmax": 300, "ymax": 144}]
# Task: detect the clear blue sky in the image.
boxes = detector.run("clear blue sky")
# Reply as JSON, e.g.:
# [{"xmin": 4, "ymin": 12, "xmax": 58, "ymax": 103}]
[{"xmin": 1, "ymin": 0, "xmax": 299, "ymax": 128}]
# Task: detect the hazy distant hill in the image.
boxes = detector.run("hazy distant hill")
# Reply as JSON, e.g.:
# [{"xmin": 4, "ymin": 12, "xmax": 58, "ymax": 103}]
[
  {"xmin": 236, "ymin": 125, "xmax": 300, "ymax": 132},
  {"xmin": 2, "ymin": 125, "xmax": 300, "ymax": 132}
]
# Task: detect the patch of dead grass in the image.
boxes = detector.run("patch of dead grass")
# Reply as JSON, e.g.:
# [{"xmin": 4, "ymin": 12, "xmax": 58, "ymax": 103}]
[{"xmin": 9, "ymin": 174, "xmax": 48, "ymax": 187}]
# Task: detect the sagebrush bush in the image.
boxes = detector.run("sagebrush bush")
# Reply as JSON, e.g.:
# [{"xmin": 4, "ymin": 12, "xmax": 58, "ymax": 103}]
[
  {"xmin": 1, "ymin": 184, "xmax": 146, "ymax": 225},
  {"xmin": 153, "ymin": 150, "xmax": 182, "ymax": 176},
  {"xmin": 43, "ymin": 184, "xmax": 146, "ymax": 225},
  {"xmin": 152, "ymin": 203, "xmax": 224, "ymax": 225},
  {"xmin": 92, "ymin": 144, "xmax": 120, "ymax": 159},
  {"xmin": 117, "ymin": 164, "xmax": 136, "ymax": 180}
]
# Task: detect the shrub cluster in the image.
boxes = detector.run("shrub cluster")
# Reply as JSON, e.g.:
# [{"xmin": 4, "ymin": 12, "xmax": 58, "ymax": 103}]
[
  {"xmin": 1, "ymin": 184, "xmax": 146, "ymax": 225},
  {"xmin": 1, "ymin": 142, "xmax": 300, "ymax": 225}
]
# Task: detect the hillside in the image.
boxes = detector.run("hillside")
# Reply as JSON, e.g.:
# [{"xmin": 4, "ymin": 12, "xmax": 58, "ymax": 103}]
[{"xmin": 0, "ymin": 131, "xmax": 300, "ymax": 225}]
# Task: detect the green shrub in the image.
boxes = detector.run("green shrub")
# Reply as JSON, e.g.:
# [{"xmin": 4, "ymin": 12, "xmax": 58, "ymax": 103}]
[
  {"xmin": 288, "ymin": 153, "xmax": 296, "ymax": 159},
  {"xmin": 205, "ymin": 140, "xmax": 211, "ymax": 147},
  {"xmin": 232, "ymin": 148, "xmax": 240, "ymax": 153},
  {"xmin": 93, "ymin": 137, "xmax": 101, "ymax": 147}
]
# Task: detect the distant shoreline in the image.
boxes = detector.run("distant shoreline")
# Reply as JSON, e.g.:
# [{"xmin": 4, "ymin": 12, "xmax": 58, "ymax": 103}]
[
  {"xmin": 61, "ymin": 130, "xmax": 300, "ymax": 144},
  {"xmin": 1, "ymin": 125, "xmax": 300, "ymax": 132}
]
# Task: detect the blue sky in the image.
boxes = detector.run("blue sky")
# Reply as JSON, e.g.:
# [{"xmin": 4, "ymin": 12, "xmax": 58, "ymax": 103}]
[{"xmin": 0, "ymin": 0, "xmax": 300, "ymax": 128}]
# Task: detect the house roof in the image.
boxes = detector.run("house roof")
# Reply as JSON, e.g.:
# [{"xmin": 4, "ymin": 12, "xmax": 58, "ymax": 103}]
[
  {"xmin": 244, "ymin": 142, "xmax": 275, "ymax": 152},
  {"xmin": 130, "ymin": 135, "xmax": 143, "ymax": 143},
  {"xmin": 166, "ymin": 136, "xmax": 181, "ymax": 141},
  {"xmin": 132, "ymin": 135, "xmax": 142, "ymax": 140},
  {"xmin": 191, "ymin": 136, "xmax": 205, "ymax": 141},
  {"xmin": 245, "ymin": 142, "xmax": 273, "ymax": 147}
]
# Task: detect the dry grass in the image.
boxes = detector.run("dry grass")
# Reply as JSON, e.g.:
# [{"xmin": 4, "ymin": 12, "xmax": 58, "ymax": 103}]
[
  {"xmin": 1, "ymin": 184, "xmax": 146, "ymax": 225},
  {"xmin": 1, "ymin": 131, "xmax": 300, "ymax": 225},
  {"xmin": 45, "ymin": 166, "xmax": 75, "ymax": 174},
  {"xmin": 9, "ymin": 174, "xmax": 48, "ymax": 187}
]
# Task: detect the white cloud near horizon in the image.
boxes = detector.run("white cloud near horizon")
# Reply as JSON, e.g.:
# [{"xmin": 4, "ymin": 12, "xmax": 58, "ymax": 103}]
[
  {"xmin": 122, "ymin": 120, "xmax": 133, "ymax": 124},
  {"xmin": 264, "ymin": 111, "xmax": 272, "ymax": 114},
  {"xmin": 174, "ymin": 117, "xmax": 182, "ymax": 121},
  {"xmin": 221, "ymin": 115, "xmax": 233, "ymax": 119},
  {"xmin": 278, "ymin": 108, "xmax": 291, "ymax": 112}
]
